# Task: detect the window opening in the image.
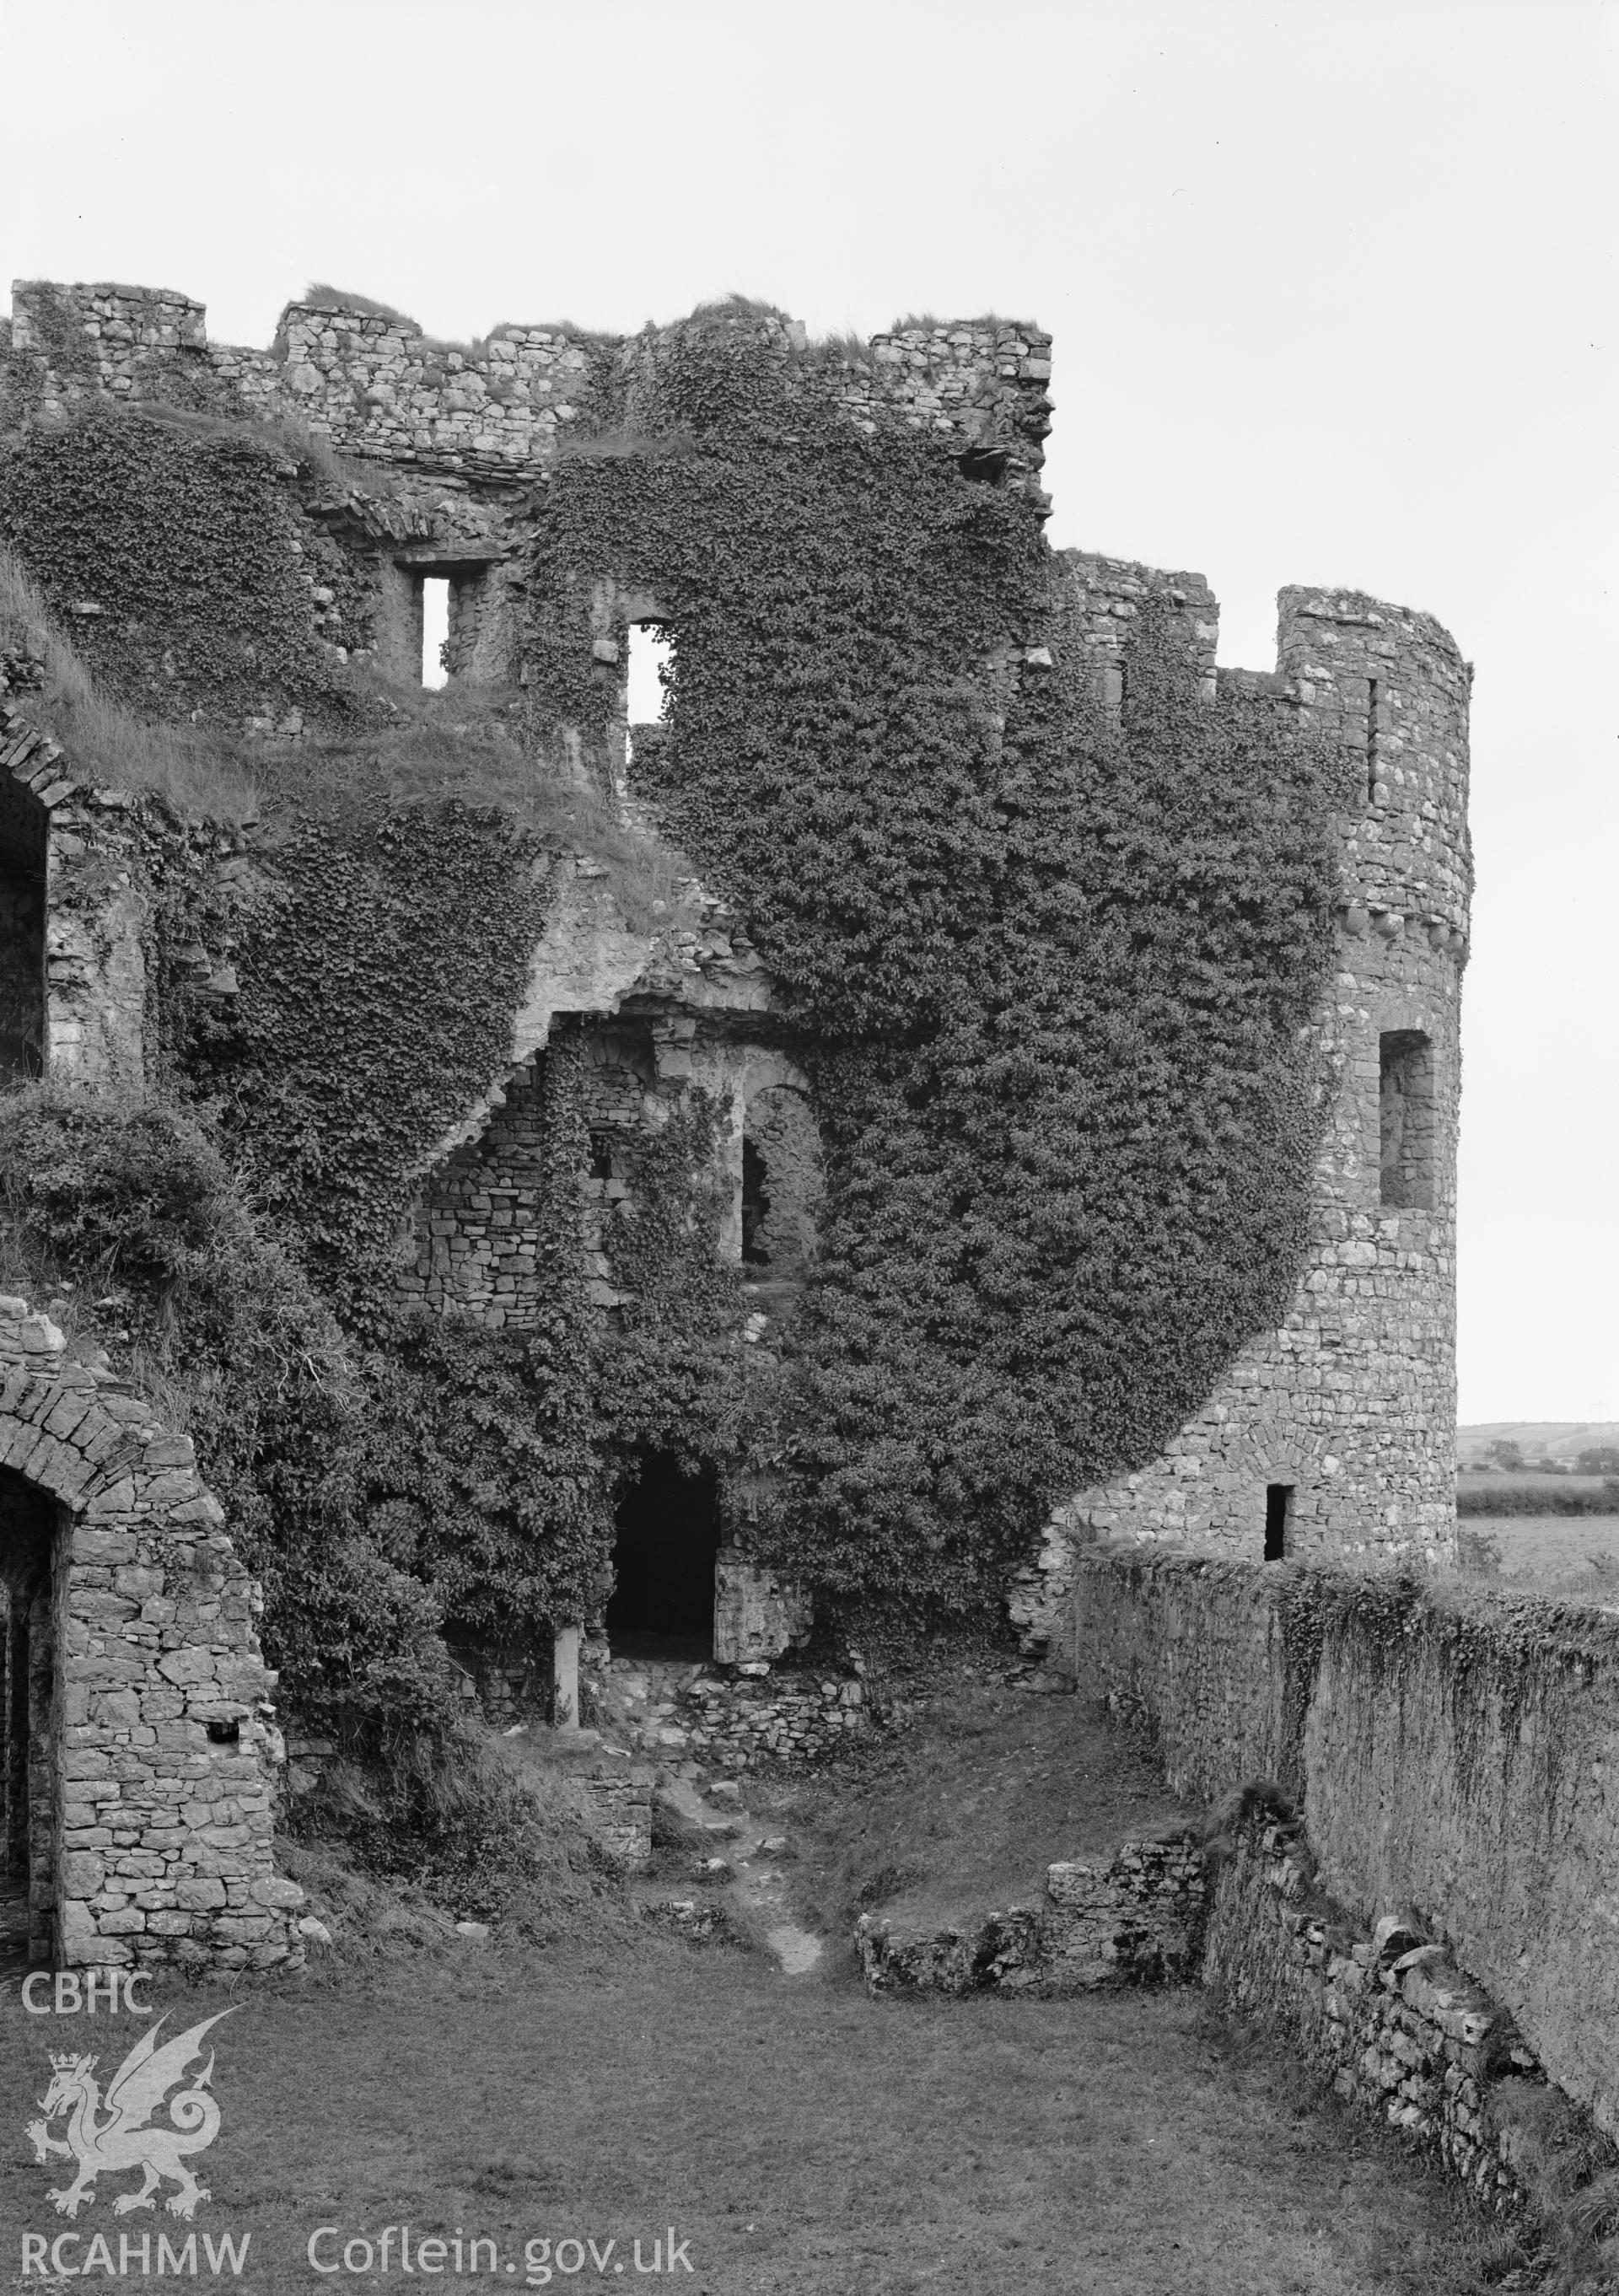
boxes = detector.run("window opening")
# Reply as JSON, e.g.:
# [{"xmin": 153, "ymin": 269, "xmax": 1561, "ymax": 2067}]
[
  {"xmin": 741, "ymin": 1138, "xmax": 772, "ymax": 1266},
  {"xmin": 958, "ymin": 445, "xmax": 1009, "ymax": 485},
  {"xmin": 626, "ymin": 623, "xmax": 673, "ymax": 768},
  {"xmin": 1366, "ymin": 677, "xmax": 1380, "ymax": 802},
  {"xmin": 606, "ymin": 1449, "xmax": 720, "ymax": 1656},
  {"xmin": 1264, "ymin": 1484, "xmax": 1293, "ymax": 1562},
  {"xmin": 1380, "ymin": 1030, "xmax": 1434, "ymax": 1209},
  {"xmin": 421, "ymin": 576, "xmax": 449, "ymax": 690}
]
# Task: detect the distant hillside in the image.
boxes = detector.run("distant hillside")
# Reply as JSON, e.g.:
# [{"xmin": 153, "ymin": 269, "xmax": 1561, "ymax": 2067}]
[{"xmin": 1459, "ymin": 1422, "xmax": 1619, "ymax": 1464}]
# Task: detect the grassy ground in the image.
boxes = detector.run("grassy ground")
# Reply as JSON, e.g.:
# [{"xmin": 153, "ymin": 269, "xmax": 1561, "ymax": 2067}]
[
  {"xmin": 1461, "ymin": 1513, "xmax": 1619, "ymax": 1597},
  {"xmin": 0, "ymin": 1671, "xmax": 1517, "ymax": 2294},
  {"xmin": 748, "ymin": 1665, "xmax": 1198, "ymax": 1936},
  {"xmin": 0, "ymin": 1939, "xmax": 1509, "ymax": 2295}
]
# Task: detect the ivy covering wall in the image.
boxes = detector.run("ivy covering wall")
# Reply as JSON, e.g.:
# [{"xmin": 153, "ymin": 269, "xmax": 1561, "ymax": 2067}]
[
  {"xmin": 0, "ymin": 406, "xmax": 357, "ymax": 724},
  {"xmin": 522, "ymin": 315, "xmax": 1347, "ymax": 1620},
  {"xmin": 0, "ymin": 313, "xmax": 1348, "ymax": 1729}
]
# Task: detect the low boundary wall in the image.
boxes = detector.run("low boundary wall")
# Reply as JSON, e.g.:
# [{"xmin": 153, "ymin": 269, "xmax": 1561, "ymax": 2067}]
[{"xmin": 1068, "ymin": 1546, "xmax": 1619, "ymax": 2136}]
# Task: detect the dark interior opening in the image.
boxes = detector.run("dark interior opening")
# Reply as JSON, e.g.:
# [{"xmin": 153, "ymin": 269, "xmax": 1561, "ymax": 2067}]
[
  {"xmin": 741, "ymin": 1137, "xmax": 771, "ymax": 1266},
  {"xmin": 1366, "ymin": 676, "xmax": 1380, "ymax": 802},
  {"xmin": 606, "ymin": 1449, "xmax": 721, "ymax": 1655},
  {"xmin": 1264, "ymin": 1484, "xmax": 1293, "ymax": 1562},
  {"xmin": 0, "ymin": 1471, "xmax": 55, "ymax": 1965},
  {"xmin": 0, "ymin": 778, "xmax": 46, "ymax": 1083},
  {"xmin": 1380, "ymin": 1030, "xmax": 1434, "ymax": 1209},
  {"xmin": 957, "ymin": 445, "xmax": 1009, "ymax": 485}
]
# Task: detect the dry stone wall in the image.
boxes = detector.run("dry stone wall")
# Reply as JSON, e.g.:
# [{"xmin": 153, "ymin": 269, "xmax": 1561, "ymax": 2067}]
[
  {"xmin": 856, "ymin": 1832, "xmax": 1208, "ymax": 1998},
  {"xmin": 1011, "ymin": 573, "xmax": 1470, "ymax": 1648},
  {"xmin": 0, "ymin": 1296, "xmax": 303, "ymax": 1971},
  {"xmin": 1206, "ymin": 1815, "xmax": 1540, "ymax": 2210},
  {"xmin": 1069, "ymin": 1546, "xmax": 1619, "ymax": 2138}
]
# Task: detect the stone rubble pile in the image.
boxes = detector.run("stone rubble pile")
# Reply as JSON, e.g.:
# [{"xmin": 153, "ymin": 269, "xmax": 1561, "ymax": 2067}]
[{"xmin": 856, "ymin": 1831, "xmax": 1207, "ymax": 1998}]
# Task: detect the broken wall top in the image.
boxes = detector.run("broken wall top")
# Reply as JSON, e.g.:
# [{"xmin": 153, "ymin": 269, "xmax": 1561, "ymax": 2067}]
[{"xmin": 6, "ymin": 281, "xmax": 1055, "ymax": 502}]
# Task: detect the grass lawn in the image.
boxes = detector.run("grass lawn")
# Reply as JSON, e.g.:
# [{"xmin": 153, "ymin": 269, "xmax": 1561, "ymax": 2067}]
[
  {"xmin": 1463, "ymin": 1513, "xmax": 1619, "ymax": 1596},
  {"xmin": 0, "ymin": 1664, "xmax": 1514, "ymax": 2294},
  {"xmin": 2, "ymin": 1939, "xmax": 1507, "ymax": 2296},
  {"xmin": 748, "ymin": 1665, "xmax": 1199, "ymax": 1936}
]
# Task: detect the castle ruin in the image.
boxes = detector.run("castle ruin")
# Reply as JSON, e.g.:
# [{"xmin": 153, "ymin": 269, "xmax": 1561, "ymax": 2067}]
[{"xmin": 0, "ymin": 276, "xmax": 1470, "ymax": 1970}]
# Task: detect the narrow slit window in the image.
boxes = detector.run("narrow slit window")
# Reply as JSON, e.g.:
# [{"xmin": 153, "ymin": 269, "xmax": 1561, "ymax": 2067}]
[
  {"xmin": 1264, "ymin": 1484, "xmax": 1293, "ymax": 1561},
  {"xmin": 741, "ymin": 1137, "xmax": 771, "ymax": 1266},
  {"xmin": 626, "ymin": 622, "xmax": 673, "ymax": 767},
  {"xmin": 421, "ymin": 577, "xmax": 449, "ymax": 690},
  {"xmin": 1366, "ymin": 676, "xmax": 1380, "ymax": 801},
  {"xmin": 1380, "ymin": 1030, "xmax": 1434, "ymax": 1209}
]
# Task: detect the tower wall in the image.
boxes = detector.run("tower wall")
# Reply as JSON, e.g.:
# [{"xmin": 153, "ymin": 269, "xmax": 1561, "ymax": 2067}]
[{"xmin": 1013, "ymin": 567, "xmax": 1471, "ymax": 1649}]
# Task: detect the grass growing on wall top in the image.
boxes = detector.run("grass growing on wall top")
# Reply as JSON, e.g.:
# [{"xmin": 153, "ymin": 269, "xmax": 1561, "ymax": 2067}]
[{"xmin": 0, "ymin": 546, "xmax": 260, "ymax": 822}]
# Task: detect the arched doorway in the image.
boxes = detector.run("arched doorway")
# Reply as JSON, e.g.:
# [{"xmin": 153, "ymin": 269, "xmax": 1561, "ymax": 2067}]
[
  {"xmin": 0, "ymin": 1293, "xmax": 308, "ymax": 1973},
  {"xmin": 0, "ymin": 1469, "xmax": 57, "ymax": 1969},
  {"xmin": 606, "ymin": 1449, "xmax": 721, "ymax": 1659}
]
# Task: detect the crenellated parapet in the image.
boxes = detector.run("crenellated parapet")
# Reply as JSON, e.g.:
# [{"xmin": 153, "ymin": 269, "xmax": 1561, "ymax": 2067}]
[{"xmin": 1011, "ymin": 569, "xmax": 1471, "ymax": 1645}]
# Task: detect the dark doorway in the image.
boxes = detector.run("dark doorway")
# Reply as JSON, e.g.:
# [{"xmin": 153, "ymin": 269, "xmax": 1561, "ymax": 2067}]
[
  {"xmin": 1264, "ymin": 1484, "xmax": 1293, "ymax": 1562},
  {"xmin": 0, "ymin": 1471, "xmax": 56, "ymax": 1967},
  {"xmin": 606, "ymin": 1449, "xmax": 720, "ymax": 1657}
]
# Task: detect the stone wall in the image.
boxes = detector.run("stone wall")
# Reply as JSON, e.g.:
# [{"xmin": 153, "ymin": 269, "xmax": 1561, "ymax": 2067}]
[
  {"xmin": 1068, "ymin": 1546, "xmax": 1619, "ymax": 2137},
  {"xmin": 682, "ymin": 1669, "xmax": 865, "ymax": 1769},
  {"xmin": 405, "ymin": 1051, "xmax": 550, "ymax": 1325},
  {"xmin": 1206, "ymin": 1815, "xmax": 1538, "ymax": 2210},
  {"xmin": 856, "ymin": 1831, "xmax": 1208, "ymax": 1998},
  {"xmin": 0, "ymin": 1296, "xmax": 303, "ymax": 1971},
  {"xmin": 0, "ymin": 680, "xmax": 245, "ymax": 1092},
  {"xmin": 8, "ymin": 282, "xmax": 1054, "ymax": 501},
  {"xmin": 1011, "ymin": 572, "xmax": 1471, "ymax": 1649}
]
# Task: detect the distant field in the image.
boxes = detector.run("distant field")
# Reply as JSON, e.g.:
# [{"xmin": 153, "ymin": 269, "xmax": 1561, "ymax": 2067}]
[
  {"xmin": 1456, "ymin": 1472, "xmax": 1619, "ymax": 1519},
  {"xmin": 1460, "ymin": 1511, "xmax": 1619, "ymax": 1594}
]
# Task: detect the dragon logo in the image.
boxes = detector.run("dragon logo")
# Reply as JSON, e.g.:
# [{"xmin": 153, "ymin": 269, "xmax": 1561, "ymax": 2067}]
[{"xmin": 26, "ymin": 2010, "xmax": 234, "ymax": 2220}]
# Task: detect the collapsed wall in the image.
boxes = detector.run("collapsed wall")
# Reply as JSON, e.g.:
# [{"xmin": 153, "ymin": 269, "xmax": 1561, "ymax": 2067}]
[
  {"xmin": 3, "ymin": 278, "xmax": 1055, "ymax": 500},
  {"xmin": 1068, "ymin": 1546, "xmax": 1619, "ymax": 2137}
]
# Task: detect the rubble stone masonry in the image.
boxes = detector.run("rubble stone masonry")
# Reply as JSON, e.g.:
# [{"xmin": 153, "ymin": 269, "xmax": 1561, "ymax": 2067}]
[
  {"xmin": 0, "ymin": 1297, "xmax": 302, "ymax": 1971},
  {"xmin": 8, "ymin": 282, "xmax": 1055, "ymax": 500}
]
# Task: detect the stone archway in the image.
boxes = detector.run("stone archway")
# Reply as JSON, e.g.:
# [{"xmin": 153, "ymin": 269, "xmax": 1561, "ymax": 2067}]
[{"xmin": 0, "ymin": 1295, "xmax": 304, "ymax": 1971}]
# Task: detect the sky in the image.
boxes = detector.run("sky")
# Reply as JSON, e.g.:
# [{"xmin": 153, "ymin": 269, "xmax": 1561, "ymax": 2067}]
[{"xmin": 1, "ymin": 0, "xmax": 1613, "ymax": 1422}]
